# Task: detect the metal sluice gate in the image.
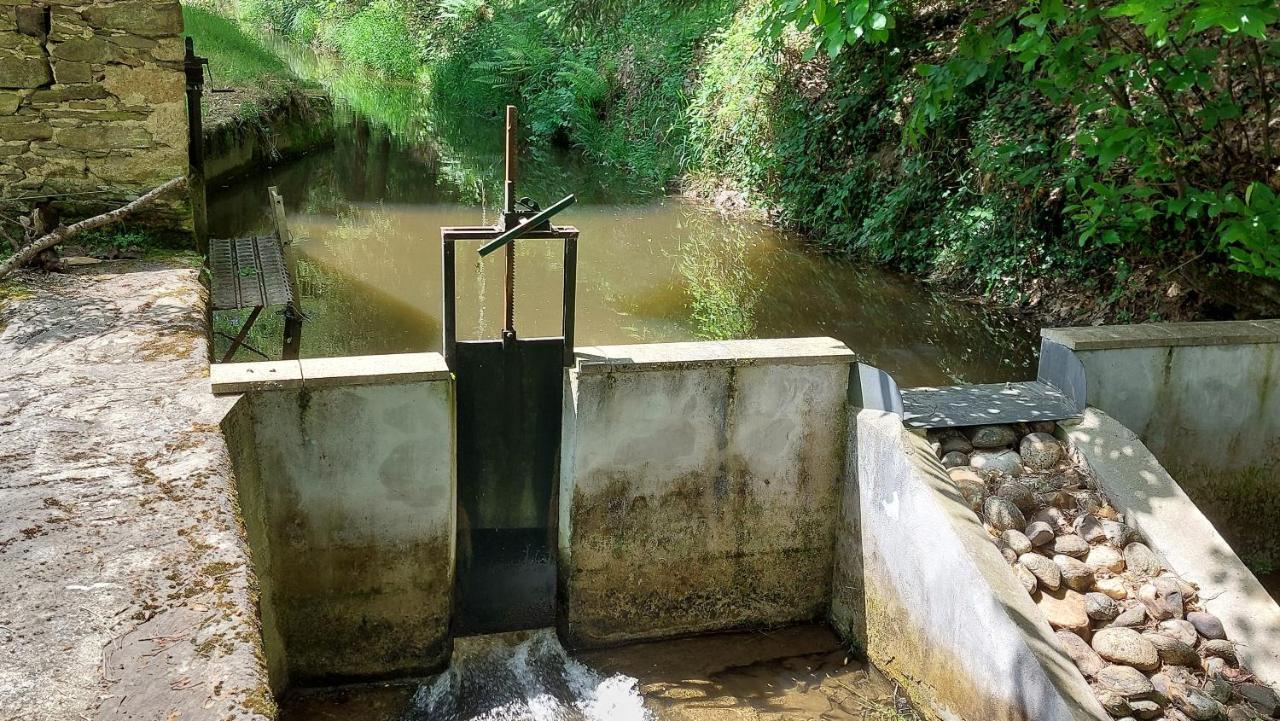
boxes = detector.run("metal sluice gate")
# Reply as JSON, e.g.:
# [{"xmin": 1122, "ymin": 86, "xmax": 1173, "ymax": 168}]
[{"xmin": 441, "ymin": 106, "xmax": 579, "ymax": 635}]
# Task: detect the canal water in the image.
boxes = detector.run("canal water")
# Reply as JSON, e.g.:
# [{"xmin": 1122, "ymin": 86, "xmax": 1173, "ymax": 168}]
[{"xmin": 207, "ymin": 43, "xmax": 1036, "ymax": 388}]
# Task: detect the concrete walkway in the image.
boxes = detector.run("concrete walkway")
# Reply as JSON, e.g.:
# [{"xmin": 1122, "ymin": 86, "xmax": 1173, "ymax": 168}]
[{"xmin": 0, "ymin": 263, "xmax": 272, "ymax": 720}]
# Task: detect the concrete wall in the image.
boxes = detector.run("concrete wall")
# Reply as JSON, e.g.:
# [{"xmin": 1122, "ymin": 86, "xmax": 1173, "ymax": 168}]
[
  {"xmin": 0, "ymin": 0, "xmax": 188, "ymax": 224},
  {"xmin": 214, "ymin": 353, "xmax": 456, "ymax": 686},
  {"xmin": 835, "ymin": 408, "xmax": 1104, "ymax": 721},
  {"xmin": 1040, "ymin": 321, "xmax": 1280, "ymax": 576},
  {"xmin": 1065, "ymin": 408, "xmax": 1280, "ymax": 684},
  {"xmin": 558, "ymin": 338, "xmax": 855, "ymax": 648}
]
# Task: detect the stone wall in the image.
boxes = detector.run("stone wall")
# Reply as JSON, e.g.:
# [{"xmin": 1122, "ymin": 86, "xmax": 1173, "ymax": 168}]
[{"xmin": 0, "ymin": 0, "xmax": 188, "ymax": 225}]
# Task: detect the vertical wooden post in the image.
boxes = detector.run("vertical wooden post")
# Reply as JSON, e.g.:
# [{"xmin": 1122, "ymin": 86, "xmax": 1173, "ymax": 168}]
[
  {"xmin": 184, "ymin": 37, "xmax": 208, "ymax": 259},
  {"xmin": 270, "ymin": 186, "xmax": 304, "ymax": 361}
]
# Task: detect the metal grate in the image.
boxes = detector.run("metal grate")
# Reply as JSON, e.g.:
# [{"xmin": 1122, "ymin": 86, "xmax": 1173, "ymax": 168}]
[{"xmin": 209, "ymin": 235, "xmax": 295, "ymax": 311}]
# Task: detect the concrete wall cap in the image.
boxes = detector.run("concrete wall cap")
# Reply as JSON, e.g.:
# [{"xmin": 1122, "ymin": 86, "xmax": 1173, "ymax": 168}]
[
  {"xmin": 573, "ymin": 337, "xmax": 855, "ymax": 374},
  {"xmin": 1042, "ymin": 319, "xmax": 1280, "ymax": 350},
  {"xmin": 210, "ymin": 352, "xmax": 450, "ymax": 394}
]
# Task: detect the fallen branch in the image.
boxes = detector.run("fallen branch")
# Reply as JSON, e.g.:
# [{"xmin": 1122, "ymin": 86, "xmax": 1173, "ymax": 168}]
[{"xmin": 0, "ymin": 176, "xmax": 187, "ymax": 280}]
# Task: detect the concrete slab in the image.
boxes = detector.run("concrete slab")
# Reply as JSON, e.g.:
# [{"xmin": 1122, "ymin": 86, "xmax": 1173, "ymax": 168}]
[
  {"xmin": 298, "ymin": 352, "xmax": 451, "ymax": 388},
  {"xmin": 0, "ymin": 263, "xmax": 272, "ymax": 721},
  {"xmin": 574, "ymin": 336, "xmax": 856, "ymax": 374},
  {"xmin": 211, "ymin": 359, "xmax": 303, "ymax": 394},
  {"xmin": 900, "ymin": 380, "xmax": 1079, "ymax": 428},
  {"xmin": 1043, "ymin": 319, "xmax": 1280, "ymax": 350},
  {"xmin": 1064, "ymin": 408, "xmax": 1280, "ymax": 685}
]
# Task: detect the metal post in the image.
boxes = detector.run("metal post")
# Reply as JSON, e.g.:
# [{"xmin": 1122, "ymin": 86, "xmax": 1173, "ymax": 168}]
[
  {"xmin": 184, "ymin": 37, "xmax": 209, "ymax": 259},
  {"xmin": 442, "ymin": 235, "xmax": 456, "ymax": 367},
  {"xmin": 502, "ymin": 105, "xmax": 517, "ymax": 346},
  {"xmin": 270, "ymin": 187, "xmax": 304, "ymax": 360},
  {"xmin": 562, "ymin": 235, "xmax": 577, "ymax": 367}
]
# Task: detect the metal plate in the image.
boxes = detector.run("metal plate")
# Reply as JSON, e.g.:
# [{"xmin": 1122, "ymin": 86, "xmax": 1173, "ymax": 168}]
[
  {"xmin": 454, "ymin": 337, "xmax": 565, "ymax": 635},
  {"xmin": 900, "ymin": 381, "xmax": 1081, "ymax": 429}
]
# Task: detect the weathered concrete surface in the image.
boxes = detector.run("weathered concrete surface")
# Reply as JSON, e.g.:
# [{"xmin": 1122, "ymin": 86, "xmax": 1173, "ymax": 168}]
[
  {"xmin": 835, "ymin": 409, "xmax": 1105, "ymax": 721},
  {"xmin": 221, "ymin": 356, "xmax": 456, "ymax": 685},
  {"xmin": 1040, "ymin": 321, "xmax": 1280, "ymax": 577},
  {"xmin": 559, "ymin": 338, "xmax": 853, "ymax": 648},
  {"xmin": 1065, "ymin": 408, "xmax": 1280, "ymax": 684},
  {"xmin": 0, "ymin": 263, "xmax": 272, "ymax": 721}
]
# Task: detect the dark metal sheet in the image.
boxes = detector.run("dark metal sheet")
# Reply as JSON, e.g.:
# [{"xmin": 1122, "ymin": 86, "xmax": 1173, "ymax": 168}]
[
  {"xmin": 208, "ymin": 235, "xmax": 294, "ymax": 311},
  {"xmin": 454, "ymin": 337, "xmax": 565, "ymax": 635},
  {"xmin": 900, "ymin": 381, "xmax": 1081, "ymax": 429}
]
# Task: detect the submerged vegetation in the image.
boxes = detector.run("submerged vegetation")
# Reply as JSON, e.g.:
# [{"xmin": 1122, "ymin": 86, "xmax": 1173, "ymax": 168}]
[{"xmin": 205, "ymin": 0, "xmax": 1279, "ymax": 319}]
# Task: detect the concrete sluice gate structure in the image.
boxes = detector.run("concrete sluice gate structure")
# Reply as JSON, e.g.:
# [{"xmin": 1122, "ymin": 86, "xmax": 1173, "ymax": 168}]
[{"xmin": 210, "ymin": 324, "xmax": 1280, "ymax": 721}]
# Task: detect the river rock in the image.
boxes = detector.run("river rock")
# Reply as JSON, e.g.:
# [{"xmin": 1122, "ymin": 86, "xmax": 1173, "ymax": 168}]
[
  {"xmin": 1093, "ymin": 627, "xmax": 1160, "ymax": 671},
  {"xmin": 1020, "ymin": 552, "xmax": 1062, "ymax": 591},
  {"xmin": 1055, "ymin": 628, "xmax": 1104, "ymax": 676},
  {"xmin": 1073, "ymin": 513, "xmax": 1106, "ymax": 544},
  {"xmin": 1042, "ymin": 490, "xmax": 1077, "ymax": 509},
  {"xmin": 1201, "ymin": 639, "xmax": 1239, "ymax": 666},
  {"xmin": 1207, "ymin": 674, "xmax": 1234, "ymax": 704},
  {"xmin": 969, "ymin": 424, "xmax": 1017, "ymax": 449},
  {"xmin": 1036, "ymin": 587, "xmax": 1090, "ymax": 636},
  {"xmin": 1102, "ymin": 519, "xmax": 1137, "ymax": 546},
  {"xmin": 941, "ymin": 451, "xmax": 969, "ymax": 468},
  {"xmin": 972, "ymin": 449, "xmax": 1025, "ymax": 478},
  {"xmin": 1142, "ymin": 632, "xmax": 1200, "ymax": 667},
  {"xmin": 1157, "ymin": 620, "xmax": 1199, "ymax": 647},
  {"xmin": 1014, "ymin": 562, "xmax": 1038, "ymax": 594},
  {"xmin": 1186, "ymin": 611, "xmax": 1227, "ymax": 641},
  {"xmin": 941, "ymin": 434, "xmax": 974, "ymax": 455},
  {"xmin": 1001, "ymin": 529, "xmax": 1033, "ymax": 556},
  {"xmin": 1055, "ymin": 554, "xmax": 1095, "ymax": 591},
  {"xmin": 1088, "ymin": 545, "xmax": 1126, "ymax": 574},
  {"xmin": 1109, "ymin": 605, "xmax": 1148, "ymax": 629},
  {"xmin": 994, "ymin": 539, "xmax": 1018, "ymax": 563},
  {"xmin": 1075, "ymin": 491, "xmax": 1106, "ymax": 516},
  {"xmin": 1227, "ymin": 704, "xmax": 1261, "ymax": 721},
  {"xmin": 1239, "ymin": 683, "xmax": 1280, "ymax": 716},
  {"xmin": 1124, "ymin": 542, "xmax": 1163, "ymax": 577},
  {"xmin": 1138, "ymin": 577, "xmax": 1184, "ymax": 621},
  {"xmin": 1019, "ymin": 432, "xmax": 1063, "ymax": 470},
  {"xmin": 949, "ymin": 468, "xmax": 986, "ymax": 511},
  {"xmin": 1053, "ymin": 533, "xmax": 1091, "ymax": 558},
  {"xmin": 1097, "ymin": 664, "xmax": 1155, "ymax": 698},
  {"xmin": 997, "ymin": 481, "xmax": 1037, "ymax": 513},
  {"xmin": 1031, "ymin": 506, "xmax": 1068, "ymax": 532},
  {"xmin": 1097, "ymin": 691, "xmax": 1132, "ymax": 717},
  {"xmin": 1167, "ymin": 684, "xmax": 1225, "ymax": 720},
  {"xmin": 1086, "ymin": 592, "xmax": 1121, "ymax": 621},
  {"xmin": 985, "ymin": 497, "xmax": 1026, "ymax": 532},
  {"xmin": 1095, "ymin": 576, "xmax": 1129, "ymax": 600},
  {"xmin": 1026, "ymin": 521, "xmax": 1055, "ymax": 546},
  {"xmin": 1128, "ymin": 698, "xmax": 1164, "ymax": 720},
  {"xmin": 1204, "ymin": 656, "xmax": 1228, "ymax": 678}
]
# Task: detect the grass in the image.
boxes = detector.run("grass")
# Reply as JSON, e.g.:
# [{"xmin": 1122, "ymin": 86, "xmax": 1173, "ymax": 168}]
[{"xmin": 183, "ymin": 5, "xmax": 294, "ymax": 87}]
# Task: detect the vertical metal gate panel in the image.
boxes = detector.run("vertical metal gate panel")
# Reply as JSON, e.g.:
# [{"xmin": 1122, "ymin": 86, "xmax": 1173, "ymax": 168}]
[{"xmin": 454, "ymin": 337, "xmax": 564, "ymax": 634}]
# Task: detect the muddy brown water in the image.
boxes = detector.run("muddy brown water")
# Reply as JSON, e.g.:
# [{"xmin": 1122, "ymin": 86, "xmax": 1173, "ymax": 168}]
[
  {"xmin": 280, "ymin": 625, "xmax": 911, "ymax": 721},
  {"xmin": 207, "ymin": 78, "xmax": 1036, "ymax": 387}
]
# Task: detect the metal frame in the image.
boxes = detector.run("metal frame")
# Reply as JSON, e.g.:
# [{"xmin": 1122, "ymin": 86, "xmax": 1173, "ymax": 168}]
[{"xmin": 441, "ymin": 225, "xmax": 579, "ymax": 369}]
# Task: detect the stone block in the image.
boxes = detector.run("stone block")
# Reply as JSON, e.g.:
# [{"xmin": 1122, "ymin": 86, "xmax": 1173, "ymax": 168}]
[
  {"xmin": 0, "ymin": 49, "xmax": 52, "ymax": 89},
  {"xmin": 51, "ymin": 36, "xmax": 112, "ymax": 63},
  {"xmin": 101, "ymin": 64, "xmax": 181, "ymax": 105},
  {"xmin": 15, "ymin": 5, "xmax": 49, "ymax": 37},
  {"xmin": 0, "ymin": 119, "xmax": 51, "ymax": 140},
  {"xmin": 28, "ymin": 83, "xmax": 109, "ymax": 103},
  {"xmin": 82, "ymin": 0, "xmax": 181, "ymax": 36},
  {"xmin": 0, "ymin": 90, "xmax": 20, "ymax": 114},
  {"xmin": 55, "ymin": 123, "xmax": 152, "ymax": 150},
  {"xmin": 51, "ymin": 60, "xmax": 91, "ymax": 84},
  {"xmin": 48, "ymin": 7, "xmax": 92, "ymax": 41}
]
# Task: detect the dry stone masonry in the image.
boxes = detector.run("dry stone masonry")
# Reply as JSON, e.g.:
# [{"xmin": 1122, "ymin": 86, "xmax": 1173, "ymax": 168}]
[
  {"xmin": 0, "ymin": 0, "xmax": 186, "ymax": 222},
  {"xmin": 929, "ymin": 423, "xmax": 1280, "ymax": 721}
]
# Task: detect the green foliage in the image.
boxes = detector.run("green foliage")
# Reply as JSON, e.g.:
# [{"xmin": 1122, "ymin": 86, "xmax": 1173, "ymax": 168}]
[
  {"xmin": 325, "ymin": 0, "xmax": 420, "ymax": 77},
  {"xmin": 763, "ymin": 0, "xmax": 1280, "ymax": 281},
  {"xmin": 183, "ymin": 5, "xmax": 293, "ymax": 85}
]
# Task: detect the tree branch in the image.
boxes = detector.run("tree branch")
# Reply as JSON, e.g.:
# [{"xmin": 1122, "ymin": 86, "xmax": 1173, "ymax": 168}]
[{"xmin": 0, "ymin": 176, "xmax": 187, "ymax": 280}]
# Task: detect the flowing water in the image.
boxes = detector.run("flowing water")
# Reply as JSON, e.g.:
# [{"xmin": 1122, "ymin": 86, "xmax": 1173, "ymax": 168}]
[
  {"xmin": 207, "ymin": 41, "xmax": 1037, "ymax": 388},
  {"xmin": 281, "ymin": 626, "xmax": 912, "ymax": 721}
]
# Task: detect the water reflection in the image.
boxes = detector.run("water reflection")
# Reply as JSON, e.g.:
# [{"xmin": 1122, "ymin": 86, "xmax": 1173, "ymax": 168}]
[{"xmin": 207, "ymin": 43, "xmax": 1036, "ymax": 386}]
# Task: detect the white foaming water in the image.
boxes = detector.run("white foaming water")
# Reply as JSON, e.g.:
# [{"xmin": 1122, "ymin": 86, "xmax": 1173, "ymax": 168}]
[{"xmin": 404, "ymin": 629, "xmax": 650, "ymax": 721}]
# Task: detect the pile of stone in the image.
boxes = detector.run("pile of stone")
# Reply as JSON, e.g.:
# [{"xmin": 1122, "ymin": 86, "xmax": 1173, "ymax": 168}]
[{"xmin": 929, "ymin": 423, "xmax": 1280, "ymax": 721}]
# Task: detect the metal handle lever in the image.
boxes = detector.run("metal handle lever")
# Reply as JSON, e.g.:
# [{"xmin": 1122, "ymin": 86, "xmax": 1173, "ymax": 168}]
[{"xmin": 477, "ymin": 194, "xmax": 576, "ymax": 257}]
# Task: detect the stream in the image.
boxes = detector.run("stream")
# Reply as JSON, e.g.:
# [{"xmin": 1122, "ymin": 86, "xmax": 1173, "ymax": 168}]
[{"xmin": 206, "ymin": 40, "xmax": 1037, "ymax": 388}]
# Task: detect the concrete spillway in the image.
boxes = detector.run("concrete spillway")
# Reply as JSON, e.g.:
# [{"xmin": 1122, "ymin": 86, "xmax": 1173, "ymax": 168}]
[{"xmin": 209, "ymin": 326, "xmax": 1280, "ymax": 720}]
